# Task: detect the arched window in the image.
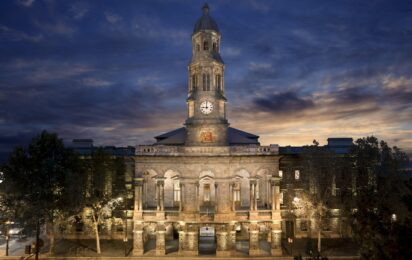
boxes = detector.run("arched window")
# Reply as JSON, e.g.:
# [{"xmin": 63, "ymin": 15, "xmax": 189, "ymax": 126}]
[
  {"xmin": 216, "ymin": 74, "xmax": 221, "ymax": 91},
  {"xmin": 206, "ymin": 74, "xmax": 210, "ymax": 91},
  {"xmin": 173, "ymin": 180, "xmax": 180, "ymax": 202},
  {"xmin": 203, "ymin": 41, "xmax": 209, "ymax": 51},
  {"xmin": 202, "ymin": 74, "xmax": 206, "ymax": 91},
  {"xmin": 192, "ymin": 74, "xmax": 196, "ymax": 91}
]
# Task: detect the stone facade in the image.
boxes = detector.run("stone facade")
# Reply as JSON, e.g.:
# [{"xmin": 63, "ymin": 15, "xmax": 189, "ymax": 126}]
[{"xmin": 132, "ymin": 4, "xmax": 283, "ymax": 256}]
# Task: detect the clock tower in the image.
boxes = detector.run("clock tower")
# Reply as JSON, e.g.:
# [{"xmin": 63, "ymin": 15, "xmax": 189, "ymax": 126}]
[{"xmin": 185, "ymin": 4, "xmax": 228, "ymax": 146}]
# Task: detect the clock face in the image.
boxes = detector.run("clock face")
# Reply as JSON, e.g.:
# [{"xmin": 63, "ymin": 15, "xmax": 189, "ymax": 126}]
[{"xmin": 200, "ymin": 100, "xmax": 214, "ymax": 114}]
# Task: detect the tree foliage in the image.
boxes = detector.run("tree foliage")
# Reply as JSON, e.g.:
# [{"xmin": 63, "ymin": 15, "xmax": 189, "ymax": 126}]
[
  {"xmin": 350, "ymin": 136, "xmax": 412, "ymax": 259},
  {"xmin": 1, "ymin": 131, "xmax": 86, "ymax": 254}
]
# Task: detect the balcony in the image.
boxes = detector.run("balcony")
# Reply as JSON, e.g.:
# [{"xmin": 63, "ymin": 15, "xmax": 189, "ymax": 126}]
[{"xmin": 136, "ymin": 144, "xmax": 278, "ymax": 157}]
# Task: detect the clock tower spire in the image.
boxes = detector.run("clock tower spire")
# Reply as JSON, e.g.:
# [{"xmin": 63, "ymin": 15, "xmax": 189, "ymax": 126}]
[{"xmin": 185, "ymin": 4, "xmax": 228, "ymax": 146}]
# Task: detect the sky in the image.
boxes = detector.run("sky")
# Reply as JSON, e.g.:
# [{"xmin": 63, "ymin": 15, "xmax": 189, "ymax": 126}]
[{"xmin": 1, "ymin": 0, "xmax": 412, "ymax": 162}]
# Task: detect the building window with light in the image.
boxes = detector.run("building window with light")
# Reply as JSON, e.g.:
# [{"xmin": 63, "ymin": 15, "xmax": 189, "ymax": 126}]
[
  {"xmin": 280, "ymin": 191, "xmax": 284, "ymax": 204},
  {"xmin": 295, "ymin": 170, "xmax": 300, "ymax": 180},
  {"xmin": 278, "ymin": 170, "xmax": 283, "ymax": 178},
  {"xmin": 173, "ymin": 180, "xmax": 180, "ymax": 202},
  {"xmin": 234, "ymin": 182, "xmax": 240, "ymax": 202},
  {"xmin": 204, "ymin": 184, "xmax": 211, "ymax": 201}
]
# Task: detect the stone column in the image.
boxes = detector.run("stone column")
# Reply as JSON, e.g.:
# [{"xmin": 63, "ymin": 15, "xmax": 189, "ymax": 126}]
[
  {"xmin": 275, "ymin": 186, "xmax": 280, "ymax": 210},
  {"xmin": 216, "ymin": 226, "xmax": 230, "ymax": 256},
  {"xmin": 250, "ymin": 183, "xmax": 254, "ymax": 211},
  {"xmin": 134, "ymin": 178, "xmax": 144, "ymax": 219},
  {"xmin": 271, "ymin": 229, "xmax": 282, "ymax": 256},
  {"xmin": 196, "ymin": 183, "xmax": 200, "ymax": 212},
  {"xmin": 178, "ymin": 230, "xmax": 185, "ymax": 255},
  {"xmin": 271, "ymin": 181, "xmax": 276, "ymax": 210},
  {"xmin": 214, "ymin": 183, "xmax": 218, "ymax": 211},
  {"xmin": 248, "ymin": 222, "xmax": 260, "ymax": 256},
  {"xmin": 253, "ymin": 182, "xmax": 258, "ymax": 211},
  {"xmin": 231, "ymin": 183, "xmax": 236, "ymax": 211},
  {"xmin": 229, "ymin": 222, "xmax": 237, "ymax": 251},
  {"xmin": 160, "ymin": 181, "xmax": 165, "ymax": 211},
  {"xmin": 132, "ymin": 221, "xmax": 144, "ymax": 256},
  {"xmin": 184, "ymin": 225, "xmax": 198, "ymax": 256},
  {"xmin": 156, "ymin": 223, "xmax": 166, "ymax": 256},
  {"xmin": 156, "ymin": 182, "xmax": 160, "ymax": 211},
  {"xmin": 179, "ymin": 183, "xmax": 183, "ymax": 211}
]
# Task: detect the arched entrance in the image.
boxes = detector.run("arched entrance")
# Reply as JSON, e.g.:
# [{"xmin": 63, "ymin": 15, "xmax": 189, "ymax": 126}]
[{"xmin": 198, "ymin": 225, "xmax": 216, "ymax": 255}]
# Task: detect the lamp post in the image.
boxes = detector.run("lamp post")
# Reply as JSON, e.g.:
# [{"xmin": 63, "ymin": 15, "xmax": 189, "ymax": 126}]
[
  {"xmin": 288, "ymin": 237, "xmax": 293, "ymax": 256},
  {"xmin": 118, "ymin": 196, "xmax": 128, "ymax": 256},
  {"xmin": 5, "ymin": 220, "xmax": 14, "ymax": 256},
  {"xmin": 124, "ymin": 201, "xmax": 128, "ymax": 257}
]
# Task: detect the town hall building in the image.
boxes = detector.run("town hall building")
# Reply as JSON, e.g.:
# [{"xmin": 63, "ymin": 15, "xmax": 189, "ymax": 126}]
[{"xmin": 132, "ymin": 4, "xmax": 283, "ymax": 257}]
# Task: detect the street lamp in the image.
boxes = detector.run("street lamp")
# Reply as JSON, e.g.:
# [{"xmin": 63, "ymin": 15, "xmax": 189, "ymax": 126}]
[
  {"xmin": 117, "ymin": 196, "xmax": 128, "ymax": 256},
  {"xmin": 288, "ymin": 237, "xmax": 293, "ymax": 256},
  {"xmin": 5, "ymin": 220, "xmax": 14, "ymax": 256}
]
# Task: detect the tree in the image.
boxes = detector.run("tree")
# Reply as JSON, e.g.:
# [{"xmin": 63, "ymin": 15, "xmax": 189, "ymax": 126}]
[
  {"xmin": 293, "ymin": 140, "xmax": 350, "ymax": 254},
  {"xmin": 74, "ymin": 148, "xmax": 125, "ymax": 254},
  {"xmin": 350, "ymin": 136, "xmax": 412, "ymax": 259},
  {"xmin": 1, "ymin": 131, "xmax": 85, "ymax": 256}
]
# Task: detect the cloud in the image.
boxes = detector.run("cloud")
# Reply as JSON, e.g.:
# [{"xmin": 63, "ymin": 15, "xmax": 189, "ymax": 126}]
[
  {"xmin": 16, "ymin": 0, "xmax": 35, "ymax": 7},
  {"xmin": 0, "ymin": 24, "xmax": 43, "ymax": 42},
  {"xmin": 253, "ymin": 91, "xmax": 315, "ymax": 115},
  {"xmin": 105, "ymin": 12, "xmax": 122, "ymax": 24},
  {"xmin": 70, "ymin": 2, "xmax": 90, "ymax": 20},
  {"xmin": 34, "ymin": 20, "xmax": 76, "ymax": 37},
  {"xmin": 82, "ymin": 78, "xmax": 113, "ymax": 87}
]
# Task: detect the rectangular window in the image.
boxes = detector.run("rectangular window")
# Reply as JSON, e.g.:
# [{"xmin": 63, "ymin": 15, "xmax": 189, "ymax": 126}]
[
  {"xmin": 204, "ymin": 184, "xmax": 210, "ymax": 201},
  {"xmin": 256, "ymin": 181, "xmax": 260, "ymax": 200},
  {"xmin": 300, "ymin": 220, "xmax": 308, "ymax": 231},
  {"xmin": 206, "ymin": 74, "xmax": 210, "ymax": 91},
  {"xmin": 191, "ymin": 75, "xmax": 196, "ymax": 91},
  {"xmin": 295, "ymin": 170, "xmax": 300, "ymax": 180},
  {"xmin": 234, "ymin": 182, "xmax": 240, "ymax": 202},
  {"xmin": 173, "ymin": 180, "xmax": 180, "ymax": 202},
  {"xmin": 278, "ymin": 170, "xmax": 283, "ymax": 178},
  {"xmin": 279, "ymin": 191, "xmax": 284, "ymax": 205},
  {"xmin": 202, "ymin": 74, "xmax": 206, "ymax": 91},
  {"xmin": 332, "ymin": 174, "xmax": 336, "ymax": 196}
]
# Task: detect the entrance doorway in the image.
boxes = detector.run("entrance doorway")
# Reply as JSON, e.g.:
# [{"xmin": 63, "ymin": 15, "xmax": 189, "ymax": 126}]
[{"xmin": 198, "ymin": 226, "xmax": 216, "ymax": 255}]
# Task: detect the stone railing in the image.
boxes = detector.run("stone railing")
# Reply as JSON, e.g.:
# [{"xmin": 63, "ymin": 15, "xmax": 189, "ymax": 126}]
[{"xmin": 136, "ymin": 144, "xmax": 278, "ymax": 156}]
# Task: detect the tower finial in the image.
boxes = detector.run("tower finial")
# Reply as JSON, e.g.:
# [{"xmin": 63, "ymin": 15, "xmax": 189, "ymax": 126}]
[{"xmin": 202, "ymin": 3, "xmax": 209, "ymax": 15}]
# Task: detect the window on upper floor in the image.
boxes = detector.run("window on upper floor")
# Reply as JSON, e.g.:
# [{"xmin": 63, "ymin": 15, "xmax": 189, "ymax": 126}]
[
  {"xmin": 295, "ymin": 170, "xmax": 300, "ymax": 180},
  {"xmin": 213, "ymin": 42, "xmax": 217, "ymax": 52},
  {"xmin": 202, "ymin": 74, "xmax": 206, "ymax": 91},
  {"xmin": 196, "ymin": 44, "xmax": 200, "ymax": 51},
  {"xmin": 278, "ymin": 170, "xmax": 283, "ymax": 178},
  {"xmin": 279, "ymin": 191, "xmax": 284, "ymax": 204},
  {"xmin": 233, "ymin": 182, "xmax": 240, "ymax": 202},
  {"xmin": 173, "ymin": 180, "xmax": 180, "ymax": 202},
  {"xmin": 191, "ymin": 75, "xmax": 197, "ymax": 91},
  {"xmin": 206, "ymin": 74, "xmax": 210, "ymax": 91},
  {"xmin": 204, "ymin": 184, "xmax": 211, "ymax": 201},
  {"xmin": 204, "ymin": 41, "xmax": 209, "ymax": 51},
  {"xmin": 216, "ymin": 74, "xmax": 221, "ymax": 91}
]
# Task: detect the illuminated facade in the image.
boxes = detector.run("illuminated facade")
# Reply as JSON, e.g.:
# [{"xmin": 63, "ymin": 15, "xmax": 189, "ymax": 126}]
[{"xmin": 132, "ymin": 4, "xmax": 283, "ymax": 256}]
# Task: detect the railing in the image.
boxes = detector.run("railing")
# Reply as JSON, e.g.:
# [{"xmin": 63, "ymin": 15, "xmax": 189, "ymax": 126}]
[{"xmin": 136, "ymin": 144, "xmax": 278, "ymax": 156}]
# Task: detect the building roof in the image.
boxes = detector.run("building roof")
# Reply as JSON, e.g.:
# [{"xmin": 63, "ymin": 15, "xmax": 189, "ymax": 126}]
[
  {"xmin": 154, "ymin": 127, "xmax": 260, "ymax": 146},
  {"xmin": 193, "ymin": 3, "xmax": 219, "ymax": 34}
]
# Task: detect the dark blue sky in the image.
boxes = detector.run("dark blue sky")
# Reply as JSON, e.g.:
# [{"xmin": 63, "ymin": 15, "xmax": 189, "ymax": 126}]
[{"xmin": 1, "ymin": 0, "xmax": 412, "ymax": 161}]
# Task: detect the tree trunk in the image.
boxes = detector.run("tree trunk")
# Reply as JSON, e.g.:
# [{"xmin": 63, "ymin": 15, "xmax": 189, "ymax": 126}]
[
  {"xmin": 48, "ymin": 221, "xmax": 55, "ymax": 255},
  {"xmin": 92, "ymin": 214, "xmax": 101, "ymax": 254},
  {"xmin": 317, "ymin": 215, "xmax": 322, "ymax": 253}
]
